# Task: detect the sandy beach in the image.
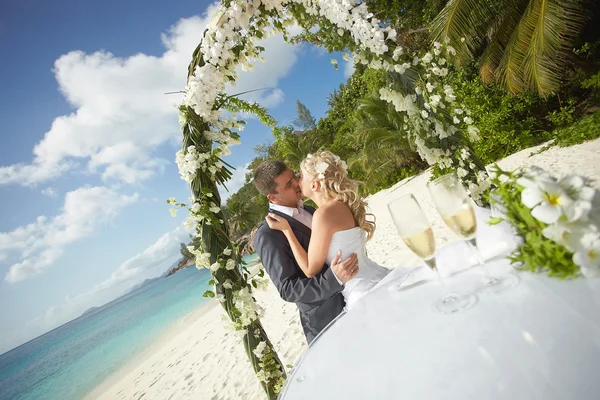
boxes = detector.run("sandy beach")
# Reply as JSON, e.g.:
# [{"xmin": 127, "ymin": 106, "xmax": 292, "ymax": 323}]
[{"xmin": 87, "ymin": 139, "xmax": 600, "ymax": 400}]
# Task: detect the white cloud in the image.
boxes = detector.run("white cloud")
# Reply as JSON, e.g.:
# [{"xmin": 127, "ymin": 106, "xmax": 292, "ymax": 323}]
[
  {"xmin": 2, "ymin": 186, "xmax": 138, "ymax": 283},
  {"xmin": 0, "ymin": 4, "xmax": 302, "ymax": 187},
  {"xmin": 41, "ymin": 187, "xmax": 58, "ymax": 197},
  {"xmin": 94, "ymin": 225, "xmax": 189, "ymax": 291},
  {"xmin": 1, "ymin": 225, "xmax": 191, "ymax": 353}
]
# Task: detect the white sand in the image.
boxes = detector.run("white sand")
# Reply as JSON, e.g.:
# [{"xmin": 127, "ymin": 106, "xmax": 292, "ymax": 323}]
[{"xmin": 87, "ymin": 139, "xmax": 600, "ymax": 400}]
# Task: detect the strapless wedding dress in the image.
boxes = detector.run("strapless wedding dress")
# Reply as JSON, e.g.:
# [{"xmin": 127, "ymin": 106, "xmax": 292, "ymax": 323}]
[{"xmin": 325, "ymin": 227, "xmax": 394, "ymax": 309}]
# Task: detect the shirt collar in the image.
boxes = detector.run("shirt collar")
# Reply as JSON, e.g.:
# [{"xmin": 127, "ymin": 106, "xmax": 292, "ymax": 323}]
[{"xmin": 269, "ymin": 200, "xmax": 304, "ymax": 217}]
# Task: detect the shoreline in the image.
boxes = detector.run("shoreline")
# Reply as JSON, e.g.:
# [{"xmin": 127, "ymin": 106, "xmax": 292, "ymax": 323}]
[{"xmin": 84, "ymin": 299, "xmax": 220, "ymax": 399}]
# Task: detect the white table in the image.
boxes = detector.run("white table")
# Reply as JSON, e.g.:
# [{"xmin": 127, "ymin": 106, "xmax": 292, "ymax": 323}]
[{"xmin": 280, "ymin": 257, "xmax": 600, "ymax": 400}]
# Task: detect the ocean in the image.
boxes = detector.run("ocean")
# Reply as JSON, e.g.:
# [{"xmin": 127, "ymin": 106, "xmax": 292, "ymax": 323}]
[{"xmin": 0, "ymin": 254, "xmax": 260, "ymax": 400}]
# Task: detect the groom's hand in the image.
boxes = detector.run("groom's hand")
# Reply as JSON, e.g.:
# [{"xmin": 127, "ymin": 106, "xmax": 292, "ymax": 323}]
[{"xmin": 331, "ymin": 251, "xmax": 359, "ymax": 284}]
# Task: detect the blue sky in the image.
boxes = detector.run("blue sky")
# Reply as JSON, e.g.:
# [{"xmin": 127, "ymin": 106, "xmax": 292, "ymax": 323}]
[{"xmin": 0, "ymin": 0, "xmax": 352, "ymax": 353}]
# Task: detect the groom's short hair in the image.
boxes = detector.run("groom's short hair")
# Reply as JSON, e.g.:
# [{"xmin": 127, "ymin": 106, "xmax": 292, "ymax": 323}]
[{"xmin": 254, "ymin": 160, "xmax": 288, "ymax": 195}]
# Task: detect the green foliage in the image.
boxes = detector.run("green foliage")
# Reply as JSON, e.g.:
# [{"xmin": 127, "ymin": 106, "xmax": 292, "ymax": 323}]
[
  {"xmin": 487, "ymin": 166, "xmax": 580, "ymax": 278},
  {"xmin": 546, "ymin": 100, "xmax": 577, "ymax": 128},
  {"xmin": 552, "ymin": 111, "xmax": 600, "ymax": 147},
  {"xmin": 447, "ymin": 65, "xmax": 554, "ymax": 163},
  {"xmin": 430, "ymin": 0, "xmax": 590, "ymax": 96},
  {"xmin": 226, "ymin": 182, "xmax": 266, "ymax": 239},
  {"xmin": 349, "ymin": 94, "xmax": 427, "ymax": 189}
]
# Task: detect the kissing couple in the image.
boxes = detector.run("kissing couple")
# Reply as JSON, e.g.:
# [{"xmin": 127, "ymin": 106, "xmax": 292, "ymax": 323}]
[{"xmin": 252, "ymin": 151, "xmax": 414, "ymax": 344}]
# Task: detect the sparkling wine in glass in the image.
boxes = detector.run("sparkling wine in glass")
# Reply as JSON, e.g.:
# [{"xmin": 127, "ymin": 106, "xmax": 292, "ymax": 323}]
[
  {"xmin": 388, "ymin": 194, "xmax": 476, "ymax": 314},
  {"xmin": 428, "ymin": 173, "xmax": 519, "ymax": 293}
]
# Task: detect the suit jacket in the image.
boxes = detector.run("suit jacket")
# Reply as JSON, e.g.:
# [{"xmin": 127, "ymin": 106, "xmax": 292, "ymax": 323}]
[{"xmin": 253, "ymin": 205, "xmax": 345, "ymax": 343}]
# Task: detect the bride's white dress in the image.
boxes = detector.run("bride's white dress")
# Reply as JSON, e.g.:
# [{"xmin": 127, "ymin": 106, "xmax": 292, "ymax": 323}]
[{"xmin": 325, "ymin": 227, "xmax": 404, "ymax": 309}]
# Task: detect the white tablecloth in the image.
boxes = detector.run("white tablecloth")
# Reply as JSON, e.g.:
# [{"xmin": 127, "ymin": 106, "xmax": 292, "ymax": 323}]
[{"xmin": 280, "ymin": 257, "xmax": 600, "ymax": 400}]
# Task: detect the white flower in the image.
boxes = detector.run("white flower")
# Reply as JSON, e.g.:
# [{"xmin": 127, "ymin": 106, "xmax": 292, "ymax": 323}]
[
  {"xmin": 209, "ymin": 262, "xmax": 221, "ymax": 272},
  {"xmin": 422, "ymin": 52, "xmax": 433, "ymax": 63},
  {"xmin": 521, "ymin": 180, "xmax": 572, "ymax": 224},
  {"xmin": 196, "ymin": 252, "xmax": 211, "ymax": 269},
  {"xmin": 387, "ymin": 29, "xmax": 397, "ymax": 41},
  {"xmin": 542, "ymin": 217, "xmax": 594, "ymax": 252},
  {"xmin": 429, "ymin": 95, "xmax": 441, "ymax": 107},
  {"xmin": 225, "ymin": 258, "xmax": 236, "ymax": 270},
  {"xmin": 223, "ymin": 247, "xmax": 232, "ymax": 256},
  {"xmin": 463, "ymin": 116, "xmax": 473, "ymax": 125},
  {"xmin": 421, "ymin": 110, "xmax": 429, "ymax": 118},
  {"xmin": 209, "ymin": 203, "xmax": 221, "ymax": 214},
  {"xmin": 253, "ymin": 341, "xmax": 268, "ymax": 358},
  {"xmin": 191, "ymin": 203, "xmax": 201, "ymax": 213},
  {"xmin": 315, "ymin": 161, "xmax": 329, "ymax": 179},
  {"xmin": 169, "ymin": 208, "xmax": 177, "ymax": 217},
  {"xmin": 558, "ymin": 175, "xmax": 595, "ymax": 221},
  {"xmin": 184, "ymin": 216, "xmax": 195, "ymax": 229},
  {"xmin": 467, "ymin": 125, "xmax": 481, "ymax": 141},
  {"xmin": 457, "ymin": 167, "xmax": 468, "ymax": 178},
  {"xmin": 215, "ymin": 293, "xmax": 226, "ymax": 303},
  {"xmin": 573, "ymin": 234, "xmax": 600, "ymax": 274},
  {"xmin": 426, "ymin": 82, "xmax": 435, "ymax": 93},
  {"xmin": 223, "ymin": 279, "xmax": 233, "ymax": 289}
]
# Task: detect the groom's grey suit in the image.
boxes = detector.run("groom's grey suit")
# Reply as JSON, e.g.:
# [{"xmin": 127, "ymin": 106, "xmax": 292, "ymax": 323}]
[{"xmin": 253, "ymin": 205, "xmax": 345, "ymax": 343}]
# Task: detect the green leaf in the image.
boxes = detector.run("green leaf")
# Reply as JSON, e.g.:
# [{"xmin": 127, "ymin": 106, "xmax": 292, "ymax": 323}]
[
  {"xmin": 202, "ymin": 290, "xmax": 215, "ymax": 298},
  {"xmin": 487, "ymin": 217, "xmax": 504, "ymax": 225}
]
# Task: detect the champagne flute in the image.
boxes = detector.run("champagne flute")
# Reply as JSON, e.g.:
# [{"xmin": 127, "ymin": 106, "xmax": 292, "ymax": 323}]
[
  {"xmin": 428, "ymin": 173, "xmax": 519, "ymax": 293},
  {"xmin": 388, "ymin": 194, "xmax": 476, "ymax": 314}
]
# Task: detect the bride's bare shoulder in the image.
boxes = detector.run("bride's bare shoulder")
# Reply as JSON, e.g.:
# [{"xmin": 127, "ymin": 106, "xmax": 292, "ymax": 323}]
[{"xmin": 313, "ymin": 201, "xmax": 354, "ymax": 226}]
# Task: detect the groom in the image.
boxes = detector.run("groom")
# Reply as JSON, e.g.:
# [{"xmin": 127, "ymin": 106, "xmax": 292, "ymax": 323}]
[{"xmin": 252, "ymin": 160, "xmax": 359, "ymax": 343}]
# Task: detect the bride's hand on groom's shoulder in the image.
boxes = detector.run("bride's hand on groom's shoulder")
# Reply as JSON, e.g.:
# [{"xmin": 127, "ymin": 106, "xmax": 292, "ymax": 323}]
[
  {"xmin": 331, "ymin": 251, "xmax": 359, "ymax": 284},
  {"xmin": 266, "ymin": 213, "xmax": 291, "ymax": 233}
]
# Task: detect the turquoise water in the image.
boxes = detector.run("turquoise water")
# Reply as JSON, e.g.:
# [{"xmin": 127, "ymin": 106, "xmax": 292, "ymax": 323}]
[{"xmin": 0, "ymin": 254, "xmax": 258, "ymax": 400}]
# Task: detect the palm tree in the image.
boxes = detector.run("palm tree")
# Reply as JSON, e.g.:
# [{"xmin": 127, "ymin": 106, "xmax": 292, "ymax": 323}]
[
  {"xmin": 227, "ymin": 197, "xmax": 261, "ymax": 237},
  {"xmin": 430, "ymin": 0, "xmax": 589, "ymax": 96},
  {"xmin": 349, "ymin": 95, "xmax": 428, "ymax": 188},
  {"xmin": 278, "ymin": 129, "xmax": 326, "ymax": 169}
]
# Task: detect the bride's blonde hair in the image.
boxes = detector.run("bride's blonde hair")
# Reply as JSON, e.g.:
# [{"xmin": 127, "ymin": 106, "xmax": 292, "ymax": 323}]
[{"xmin": 301, "ymin": 151, "xmax": 376, "ymax": 240}]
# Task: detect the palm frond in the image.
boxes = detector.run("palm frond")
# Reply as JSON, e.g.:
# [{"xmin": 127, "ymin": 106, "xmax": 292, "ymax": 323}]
[
  {"xmin": 520, "ymin": 0, "xmax": 588, "ymax": 96},
  {"xmin": 479, "ymin": 0, "xmax": 527, "ymax": 83},
  {"xmin": 430, "ymin": 0, "xmax": 502, "ymax": 65}
]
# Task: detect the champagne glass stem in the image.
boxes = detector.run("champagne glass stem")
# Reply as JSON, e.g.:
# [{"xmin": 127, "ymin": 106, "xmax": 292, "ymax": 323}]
[
  {"xmin": 425, "ymin": 258, "xmax": 448, "ymax": 295},
  {"xmin": 466, "ymin": 238, "xmax": 495, "ymax": 283}
]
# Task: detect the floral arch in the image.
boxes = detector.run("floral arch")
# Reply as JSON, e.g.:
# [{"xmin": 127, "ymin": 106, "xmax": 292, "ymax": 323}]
[{"xmin": 170, "ymin": 0, "xmax": 489, "ymax": 397}]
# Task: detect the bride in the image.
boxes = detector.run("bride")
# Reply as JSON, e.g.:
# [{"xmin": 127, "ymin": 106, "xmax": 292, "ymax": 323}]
[{"xmin": 266, "ymin": 151, "xmax": 410, "ymax": 309}]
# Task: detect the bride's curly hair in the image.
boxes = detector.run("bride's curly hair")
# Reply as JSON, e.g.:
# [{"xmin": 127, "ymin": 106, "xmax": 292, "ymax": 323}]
[{"xmin": 301, "ymin": 151, "xmax": 376, "ymax": 240}]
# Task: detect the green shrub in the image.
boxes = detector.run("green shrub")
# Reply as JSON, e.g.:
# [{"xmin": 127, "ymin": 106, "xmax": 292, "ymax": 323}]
[{"xmin": 552, "ymin": 111, "xmax": 600, "ymax": 147}]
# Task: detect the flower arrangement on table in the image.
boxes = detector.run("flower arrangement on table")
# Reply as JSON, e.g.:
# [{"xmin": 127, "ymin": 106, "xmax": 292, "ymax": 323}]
[{"xmin": 488, "ymin": 165, "xmax": 600, "ymax": 279}]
